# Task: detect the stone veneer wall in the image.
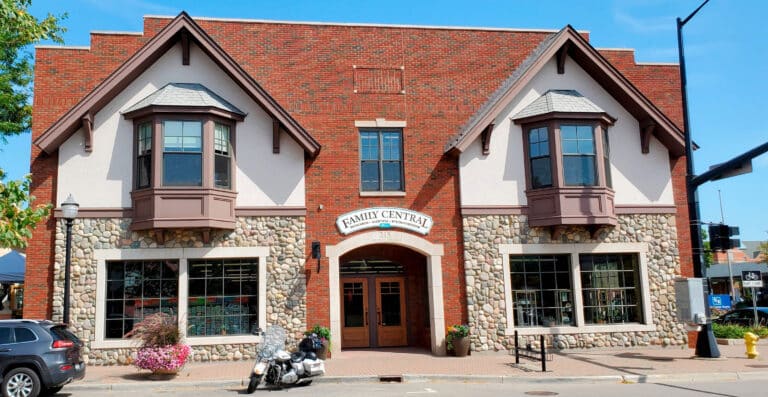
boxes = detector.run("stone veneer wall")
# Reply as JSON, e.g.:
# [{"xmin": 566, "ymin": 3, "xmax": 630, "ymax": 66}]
[
  {"xmin": 51, "ymin": 216, "xmax": 306, "ymax": 365},
  {"xmin": 463, "ymin": 214, "xmax": 686, "ymax": 351}
]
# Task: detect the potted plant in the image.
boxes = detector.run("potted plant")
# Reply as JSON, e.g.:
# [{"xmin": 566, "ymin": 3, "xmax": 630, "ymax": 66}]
[
  {"xmin": 126, "ymin": 313, "xmax": 191, "ymax": 377},
  {"xmin": 305, "ymin": 325, "xmax": 331, "ymax": 360},
  {"xmin": 446, "ymin": 324, "xmax": 470, "ymax": 357}
]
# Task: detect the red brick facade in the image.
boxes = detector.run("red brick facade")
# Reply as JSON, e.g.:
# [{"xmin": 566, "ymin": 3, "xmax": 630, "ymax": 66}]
[{"xmin": 27, "ymin": 16, "xmax": 689, "ymax": 339}]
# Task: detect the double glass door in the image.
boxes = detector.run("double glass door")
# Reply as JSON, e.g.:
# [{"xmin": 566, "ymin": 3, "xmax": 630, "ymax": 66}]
[{"xmin": 341, "ymin": 277, "xmax": 407, "ymax": 348}]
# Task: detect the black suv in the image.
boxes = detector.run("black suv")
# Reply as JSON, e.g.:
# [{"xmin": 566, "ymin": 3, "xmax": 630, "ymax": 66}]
[{"xmin": 0, "ymin": 320, "xmax": 85, "ymax": 397}]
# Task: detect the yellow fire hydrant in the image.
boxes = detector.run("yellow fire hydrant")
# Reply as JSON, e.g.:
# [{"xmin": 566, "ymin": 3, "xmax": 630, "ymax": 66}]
[{"xmin": 745, "ymin": 332, "xmax": 759, "ymax": 359}]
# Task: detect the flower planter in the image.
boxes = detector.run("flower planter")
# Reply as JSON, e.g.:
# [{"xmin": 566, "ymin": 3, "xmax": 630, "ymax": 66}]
[
  {"xmin": 452, "ymin": 336, "xmax": 470, "ymax": 357},
  {"xmin": 134, "ymin": 344, "xmax": 191, "ymax": 375},
  {"xmin": 315, "ymin": 340, "xmax": 328, "ymax": 360}
]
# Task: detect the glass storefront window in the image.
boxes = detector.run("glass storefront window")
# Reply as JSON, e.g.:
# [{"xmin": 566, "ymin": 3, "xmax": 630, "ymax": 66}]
[
  {"xmin": 510, "ymin": 254, "xmax": 573, "ymax": 327},
  {"xmin": 580, "ymin": 254, "xmax": 642, "ymax": 324},
  {"xmin": 105, "ymin": 260, "xmax": 179, "ymax": 339},
  {"xmin": 187, "ymin": 258, "xmax": 259, "ymax": 336}
]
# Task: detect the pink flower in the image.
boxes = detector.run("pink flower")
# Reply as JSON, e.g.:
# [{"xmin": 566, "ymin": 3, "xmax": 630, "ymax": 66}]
[{"xmin": 133, "ymin": 344, "xmax": 191, "ymax": 372}]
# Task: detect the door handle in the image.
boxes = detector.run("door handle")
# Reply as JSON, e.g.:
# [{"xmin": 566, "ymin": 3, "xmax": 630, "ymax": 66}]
[
  {"xmin": 377, "ymin": 311, "xmax": 382, "ymax": 325},
  {"xmin": 364, "ymin": 312, "xmax": 368, "ymax": 326}
]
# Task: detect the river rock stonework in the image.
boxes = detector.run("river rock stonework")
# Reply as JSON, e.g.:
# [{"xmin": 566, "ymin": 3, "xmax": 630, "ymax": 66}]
[
  {"xmin": 51, "ymin": 216, "xmax": 306, "ymax": 365},
  {"xmin": 463, "ymin": 214, "xmax": 687, "ymax": 352}
]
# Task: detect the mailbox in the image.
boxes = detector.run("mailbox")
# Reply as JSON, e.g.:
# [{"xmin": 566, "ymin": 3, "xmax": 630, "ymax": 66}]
[{"xmin": 674, "ymin": 278, "xmax": 707, "ymax": 329}]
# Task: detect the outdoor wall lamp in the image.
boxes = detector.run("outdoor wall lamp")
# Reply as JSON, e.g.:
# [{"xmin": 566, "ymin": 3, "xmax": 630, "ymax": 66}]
[
  {"xmin": 311, "ymin": 241, "xmax": 321, "ymax": 272},
  {"xmin": 61, "ymin": 194, "xmax": 79, "ymax": 325}
]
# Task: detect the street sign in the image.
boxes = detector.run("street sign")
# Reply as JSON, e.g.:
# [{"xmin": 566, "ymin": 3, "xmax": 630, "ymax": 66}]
[
  {"xmin": 742, "ymin": 270, "xmax": 763, "ymax": 288},
  {"xmin": 708, "ymin": 294, "xmax": 731, "ymax": 309}
]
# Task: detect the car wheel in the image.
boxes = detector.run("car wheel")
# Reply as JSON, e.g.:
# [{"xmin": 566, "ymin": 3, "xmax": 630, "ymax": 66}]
[
  {"xmin": 41, "ymin": 386, "xmax": 64, "ymax": 396},
  {"xmin": 2, "ymin": 367, "xmax": 42, "ymax": 397}
]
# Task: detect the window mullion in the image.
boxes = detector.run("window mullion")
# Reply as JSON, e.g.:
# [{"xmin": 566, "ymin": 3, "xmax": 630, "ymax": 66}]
[{"xmin": 378, "ymin": 130, "xmax": 385, "ymax": 191}]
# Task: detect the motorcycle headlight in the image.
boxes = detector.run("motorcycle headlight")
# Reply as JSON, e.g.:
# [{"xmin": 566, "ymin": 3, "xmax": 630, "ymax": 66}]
[{"xmin": 253, "ymin": 362, "xmax": 267, "ymax": 375}]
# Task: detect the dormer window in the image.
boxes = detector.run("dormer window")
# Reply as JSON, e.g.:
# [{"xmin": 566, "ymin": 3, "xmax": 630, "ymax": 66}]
[
  {"xmin": 513, "ymin": 90, "xmax": 617, "ymax": 228},
  {"xmin": 123, "ymin": 83, "xmax": 245, "ymax": 233}
]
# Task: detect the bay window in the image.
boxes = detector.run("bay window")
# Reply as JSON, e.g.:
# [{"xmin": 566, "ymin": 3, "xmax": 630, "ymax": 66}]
[
  {"xmin": 514, "ymin": 91, "xmax": 617, "ymax": 227},
  {"xmin": 124, "ymin": 84, "xmax": 244, "ymax": 232}
]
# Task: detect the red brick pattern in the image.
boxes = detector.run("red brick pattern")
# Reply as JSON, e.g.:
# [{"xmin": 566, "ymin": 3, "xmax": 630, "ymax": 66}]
[{"xmin": 28, "ymin": 17, "xmax": 686, "ymax": 333}]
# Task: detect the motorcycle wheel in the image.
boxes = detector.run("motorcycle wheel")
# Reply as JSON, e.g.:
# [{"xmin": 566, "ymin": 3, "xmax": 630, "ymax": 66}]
[
  {"xmin": 246, "ymin": 375, "xmax": 263, "ymax": 394},
  {"xmin": 297, "ymin": 380, "xmax": 313, "ymax": 387}
]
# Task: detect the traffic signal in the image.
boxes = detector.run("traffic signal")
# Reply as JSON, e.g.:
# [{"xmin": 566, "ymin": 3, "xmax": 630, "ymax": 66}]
[{"xmin": 708, "ymin": 223, "xmax": 740, "ymax": 251}]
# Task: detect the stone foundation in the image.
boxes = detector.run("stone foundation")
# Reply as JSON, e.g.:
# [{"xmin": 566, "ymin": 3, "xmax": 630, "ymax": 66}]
[
  {"xmin": 52, "ymin": 216, "xmax": 306, "ymax": 365},
  {"xmin": 463, "ymin": 214, "xmax": 687, "ymax": 351}
]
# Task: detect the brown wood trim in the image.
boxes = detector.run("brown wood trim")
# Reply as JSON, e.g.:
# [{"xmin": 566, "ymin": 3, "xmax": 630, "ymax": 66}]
[
  {"xmin": 456, "ymin": 204, "xmax": 674, "ymax": 217},
  {"xmin": 181, "ymin": 31, "xmax": 190, "ymax": 65},
  {"xmin": 480, "ymin": 123, "xmax": 494, "ymax": 155},
  {"xmin": 461, "ymin": 206, "xmax": 528, "ymax": 215},
  {"xmin": 53, "ymin": 208, "xmax": 133, "ymax": 218},
  {"xmin": 640, "ymin": 122, "xmax": 654, "ymax": 154},
  {"xmin": 556, "ymin": 42, "xmax": 570, "ymax": 74},
  {"xmin": 54, "ymin": 206, "xmax": 308, "ymax": 218},
  {"xmin": 272, "ymin": 119, "xmax": 280, "ymax": 154},
  {"xmin": 615, "ymin": 205, "xmax": 676, "ymax": 214},
  {"xmin": 513, "ymin": 111, "xmax": 615, "ymax": 126},
  {"xmin": 235, "ymin": 207, "xmax": 307, "ymax": 216},
  {"xmin": 82, "ymin": 113, "xmax": 94, "ymax": 152},
  {"xmin": 122, "ymin": 105, "xmax": 245, "ymax": 121},
  {"xmin": 34, "ymin": 12, "xmax": 320, "ymax": 157}
]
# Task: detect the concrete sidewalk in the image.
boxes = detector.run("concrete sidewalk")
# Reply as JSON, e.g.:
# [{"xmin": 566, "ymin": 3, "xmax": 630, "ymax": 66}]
[{"xmin": 70, "ymin": 343, "xmax": 768, "ymax": 390}]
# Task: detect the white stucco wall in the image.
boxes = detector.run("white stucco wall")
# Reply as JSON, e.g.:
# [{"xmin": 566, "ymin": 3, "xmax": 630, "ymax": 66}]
[
  {"xmin": 459, "ymin": 56, "xmax": 674, "ymax": 207},
  {"xmin": 57, "ymin": 42, "xmax": 306, "ymax": 208}
]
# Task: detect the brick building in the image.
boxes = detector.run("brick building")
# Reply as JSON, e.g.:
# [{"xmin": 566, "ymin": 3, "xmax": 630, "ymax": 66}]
[{"xmin": 27, "ymin": 12, "xmax": 693, "ymax": 363}]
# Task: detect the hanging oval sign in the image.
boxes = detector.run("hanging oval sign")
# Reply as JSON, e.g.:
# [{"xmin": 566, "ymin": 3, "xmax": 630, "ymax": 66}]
[{"xmin": 336, "ymin": 207, "xmax": 433, "ymax": 235}]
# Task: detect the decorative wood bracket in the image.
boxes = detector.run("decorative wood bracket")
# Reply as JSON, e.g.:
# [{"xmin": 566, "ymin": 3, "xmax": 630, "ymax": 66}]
[
  {"xmin": 549, "ymin": 226, "xmax": 566, "ymax": 241},
  {"xmin": 201, "ymin": 228, "xmax": 211, "ymax": 244},
  {"xmin": 82, "ymin": 113, "xmax": 94, "ymax": 153},
  {"xmin": 273, "ymin": 119, "xmax": 281, "ymax": 154},
  {"xmin": 481, "ymin": 123, "xmax": 495, "ymax": 155},
  {"xmin": 640, "ymin": 122, "xmax": 654, "ymax": 154},
  {"xmin": 556, "ymin": 42, "xmax": 571, "ymax": 75},
  {"xmin": 587, "ymin": 225, "xmax": 602, "ymax": 240},
  {"xmin": 153, "ymin": 229, "xmax": 166, "ymax": 245},
  {"xmin": 180, "ymin": 31, "xmax": 190, "ymax": 66}
]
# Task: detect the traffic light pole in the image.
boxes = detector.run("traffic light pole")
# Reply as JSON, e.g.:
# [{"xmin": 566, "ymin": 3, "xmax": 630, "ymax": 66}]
[
  {"xmin": 677, "ymin": 0, "xmax": 720, "ymax": 358},
  {"xmin": 678, "ymin": 0, "xmax": 768, "ymax": 358}
]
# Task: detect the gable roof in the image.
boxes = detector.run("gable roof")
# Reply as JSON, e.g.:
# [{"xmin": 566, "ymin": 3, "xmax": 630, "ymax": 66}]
[
  {"xmin": 33, "ymin": 12, "xmax": 320, "ymax": 157},
  {"xmin": 444, "ymin": 25, "xmax": 685, "ymax": 156}
]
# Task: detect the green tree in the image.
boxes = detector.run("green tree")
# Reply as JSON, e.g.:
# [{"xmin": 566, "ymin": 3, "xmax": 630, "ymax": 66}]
[
  {"xmin": 759, "ymin": 241, "xmax": 768, "ymax": 263},
  {"xmin": 701, "ymin": 227, "xmax": 713, "ymax": 267},
  {"xmin": 0, "ymin": 0, "xmax": 65, "ymax": 247},
  {"xmin": 0, "ymin": 169, "xmax": 50, "ymax": 247}
]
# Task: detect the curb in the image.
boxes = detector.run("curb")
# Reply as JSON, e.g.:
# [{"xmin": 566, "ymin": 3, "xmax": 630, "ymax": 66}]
[{"xmin": 64, "ymin": 370, "xmax": 768, "ymax": 391}]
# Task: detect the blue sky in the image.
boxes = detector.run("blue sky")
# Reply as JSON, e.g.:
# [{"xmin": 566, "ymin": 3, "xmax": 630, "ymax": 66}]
[{"xmin": 3, "ymin": 0, "xmax": 766, "ymax": 242}]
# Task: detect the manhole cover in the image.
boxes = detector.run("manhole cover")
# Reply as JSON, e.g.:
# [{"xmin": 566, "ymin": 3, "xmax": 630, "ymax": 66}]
[{"xmin": 525, "ymin": 392, "xmax": 559, "ymax": 396}]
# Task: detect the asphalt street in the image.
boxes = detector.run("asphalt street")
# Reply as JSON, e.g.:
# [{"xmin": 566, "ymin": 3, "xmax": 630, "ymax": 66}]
[{"xmin": 62, "ymin": 379, "xmax": 764, "ymax": 397}]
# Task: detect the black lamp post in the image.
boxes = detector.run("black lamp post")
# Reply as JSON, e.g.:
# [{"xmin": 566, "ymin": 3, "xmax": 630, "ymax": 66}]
[
  {"xmin": 61, "ymin": 194, "xmax": 79, "ymax": 325},
  {"xmin": 677, "ymin": 0, "xmax": 720, "ymax": 358}
]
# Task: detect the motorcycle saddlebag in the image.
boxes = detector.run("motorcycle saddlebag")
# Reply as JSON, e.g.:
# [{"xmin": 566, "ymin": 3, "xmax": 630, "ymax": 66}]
[{"xmin": 303, "ymin": 358, "xmax": 325, "ymax": 376}]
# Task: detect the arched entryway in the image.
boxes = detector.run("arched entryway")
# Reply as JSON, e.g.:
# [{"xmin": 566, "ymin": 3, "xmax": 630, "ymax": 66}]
[{"xmin": 327, "ymin": 231, "xmax": 446, "ymax": 355}]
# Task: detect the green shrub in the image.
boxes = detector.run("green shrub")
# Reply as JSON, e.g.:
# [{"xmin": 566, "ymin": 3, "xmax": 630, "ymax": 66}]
[{"xmin": 712, "ymin": 323, "xmax": 768, "ymax": 339}]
